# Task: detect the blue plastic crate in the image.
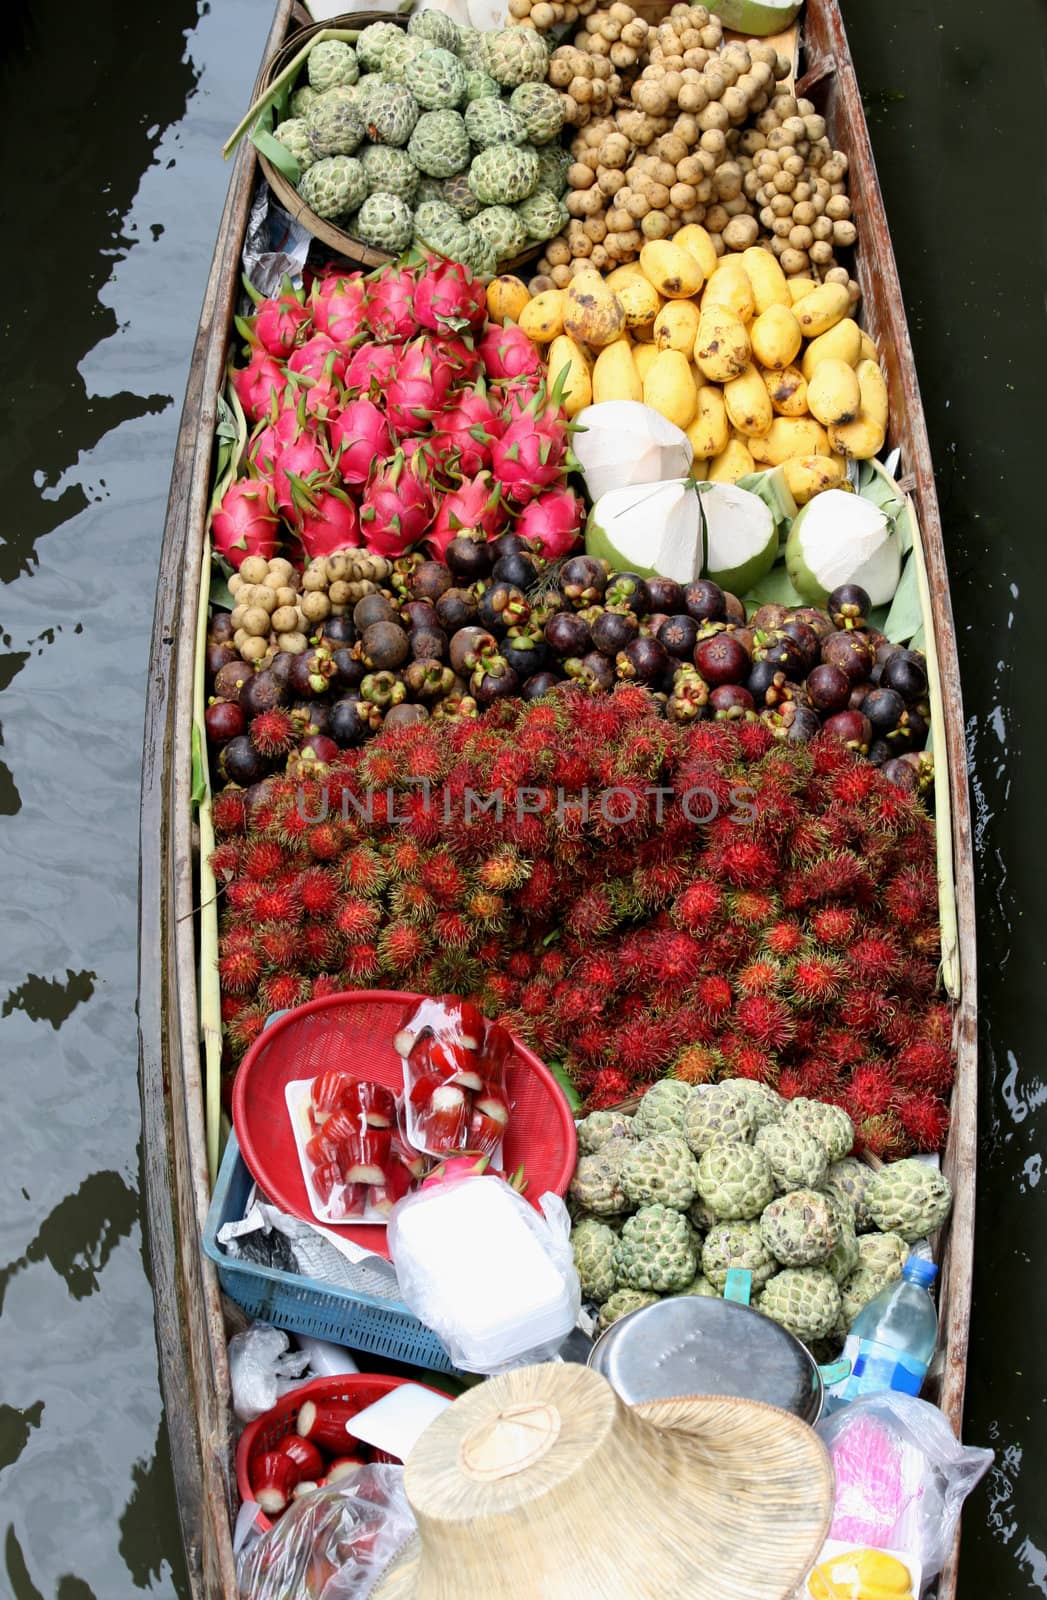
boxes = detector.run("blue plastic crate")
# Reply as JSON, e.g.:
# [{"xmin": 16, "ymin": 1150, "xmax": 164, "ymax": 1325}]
[{"xmin": 202, "ymin": 1133, "xmax": 457, "ymax": 1375}]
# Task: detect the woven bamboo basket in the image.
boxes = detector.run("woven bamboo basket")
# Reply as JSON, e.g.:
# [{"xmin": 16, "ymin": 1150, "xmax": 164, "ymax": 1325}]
[{"xmin": 255, "ymin": 11, "xmax": 545, "ymax": 275}]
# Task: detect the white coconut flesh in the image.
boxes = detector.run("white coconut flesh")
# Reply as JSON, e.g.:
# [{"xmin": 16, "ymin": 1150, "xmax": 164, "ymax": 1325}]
[
  {"xmin": 786, "ymin": 488, "xmax": 901, "ymax": 606},
  {"xmin": 698, "ymin": 481, "xmax": 778, "ymax": 595},
  {"xmin": 572, "ymin": 401, "xmax": 693, "ymax": 504},
  {"xmin": 585, "ymin": 477, "xmax": 703, "ymax": 583}
]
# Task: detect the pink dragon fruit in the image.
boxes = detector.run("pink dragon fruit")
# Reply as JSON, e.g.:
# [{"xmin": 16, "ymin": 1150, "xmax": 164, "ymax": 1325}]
[
  {"xmin": 413, "ymin": 258, "xmax": 487, "ymax": 334},
  {"xmin": 290, "ymin": 477, "xmax": 361, "ymax": 559},
  {"xmin": 493, "ymin": 375, "xmax": 550, "ymax": 426},
  {"xmin": 295, "ymin": 362, "xmax": 342, "ymax": 422},
  {"xmin": 431, "ymin": 388, "xmax": 505, "ymax": 467},
  {"xmin": 385, "ymin": 337, "xmax": 460, "ymax": 435},
  {"xmin": 241, "ymin": 275, "xmax": 310, "ymax": 357},
  {"xmin": 288, "ymin": 333, "xmax": 347, "ymax": 384},
  {"xmin": 311, "ymin": 272, "xmax": 368, "ymax": 344},
  {"xmin": 426, "ymin": 473, "xmax": 505, "ymax": 558},
  {"xmin": 211, "ymin": 475, "xmax": 281, "ymax": 569},
  {"xmin": 478, "ymin": 322, "xmax": 544, "ymax": 382},
  {"xmin": 329, "ymin": 398, "xmax": 393, "ymax": 487},
  {"xmin": 344, "ymin": 342, "xmax": 399, "ymax": 398},
  {"xmin": 359, "ymin": 452, "xmax": 434, "ymax": 558},
  {"xmin": 230, "ymin": 348, "xmax": 286, "ymax": 423},
  {"xmin": 251, "ymin": 410, "xmax": 331, "ymax": 515},
  {"xmin": 365, "ymin": 267, "xmax": 419, "ymax": 344},
  {"xmin": 490, "ymin": 408, "xmax": 568, "ymax": 506},
  {"xmin": 515, "ymin": 487, "xmax": 584, "ymax": 558},
  {"xmin": 420, "ymin": 1154, "xmax": 490, "ymax": 1189}
]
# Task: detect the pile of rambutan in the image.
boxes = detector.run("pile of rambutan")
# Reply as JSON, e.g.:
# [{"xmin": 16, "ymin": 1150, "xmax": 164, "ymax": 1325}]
[{"xmin": 212, "ymin": 686, "xmax": 954, "ymax": 1154}]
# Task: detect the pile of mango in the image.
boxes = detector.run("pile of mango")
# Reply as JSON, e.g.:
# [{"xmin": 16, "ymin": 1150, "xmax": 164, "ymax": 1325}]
[{"xmin": 490, "ymin": 228, "xmax": 887, "ymax": 505}]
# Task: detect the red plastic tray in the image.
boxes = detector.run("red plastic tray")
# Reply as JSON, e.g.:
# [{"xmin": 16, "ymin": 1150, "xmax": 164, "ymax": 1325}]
[{"xmin": 231, "ymin": 990, "xmax": 577, "ymax": 1259}]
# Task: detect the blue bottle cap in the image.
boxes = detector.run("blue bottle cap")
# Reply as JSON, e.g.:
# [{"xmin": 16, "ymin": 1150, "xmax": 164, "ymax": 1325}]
[{"xmin": 903, "ymin": 1256, "xmax": 938, "ymax": 1286}]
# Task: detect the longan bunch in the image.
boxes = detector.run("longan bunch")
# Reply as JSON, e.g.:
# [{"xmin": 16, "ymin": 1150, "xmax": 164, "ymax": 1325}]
[
  {"xmin": 740, "ymin": 88, "xmax": 858, "ymax": 282},
  {"xmin": 226, "ymin": 552, "xmax": 392, "ymax": 664},
  {"xmin": 506, "ymin": 0, "xmax": 600, "ymax": 32},
  {"xmin": 547, "ymin": 1, "xmax": 650, "ymax": 127}
]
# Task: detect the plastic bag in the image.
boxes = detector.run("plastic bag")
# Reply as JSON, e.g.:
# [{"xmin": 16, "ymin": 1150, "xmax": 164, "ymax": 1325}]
[
  {"xmin": 387, "ymin": 1174, "xmax": 581, "ymax": 1373},
  {"xmin": 229, "ymin": 1325, "xmax": 311, "ymax": 1424},
  {"xmin": 816, "ymin": 1393, "xmax": 992, "ymax": 1586},
  {"xmin": 394, "ymin": 995, "xmax": 511, "ymax": 1159},
  {"xmin": 286, "ymin": 1072, "xmax": 425, "ymax": 1224},
  {"xmin": 236, "ymin": 1465, "xmax": 415, "ymax": 1600}
]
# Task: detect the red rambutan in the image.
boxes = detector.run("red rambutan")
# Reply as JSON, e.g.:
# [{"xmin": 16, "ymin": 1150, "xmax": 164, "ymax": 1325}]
[
  {"xmin": 465, "ymin": 889, "xmax": 506, "ymax": 925},
  {"xmin": 520, "ymin": 979, "xmax": 552, "ymax": 1016},
  {"xmin": 894, "ymin": 1089, "xmax": 951, "ymax": 1152},
  {"xmin": 642, "ymin": 931, "xmax": 704, "ymax": 986},
  {"xmin": 540, "ymin": 949, "xmax": 568, "ymax": 981},
  {"xmin": 359, "ymin": 747, "xmax": 401, "ymax": 789},
  {"xmin": 632, "ymin": 859, "xmax": 689, "ymax": 906},
  {"xmin": 224, "ymin": 879, "xmax": 263, "ymax": 914},
  {"xmin": 343, "ymin": 943, "xmax": 380, "ymax": 982},
  {"xmin": 212, "ymin": 789, "xmax": 248, "ymax": 834},
  {"xmin": 254, "ymin": 881, "xmax": 301, "ymax": 924},
  {"xmin": 249, "ymin": 708, "xmax": 299, "ymax": 758},
  {"xmin": 335, "ymin": 897, "xmax": 381, "ymax": 943},
  {"xmin": 837, "ymin": 985, "xmax": 892, "ymax": 1037},
  {"xmin": 340, "ymin": 845, "xmax": 387, "ymax": 897},
  {"xmin": 919, "ymin": 1003, "xmax": 954, "ymax": 1047},
  {"xmin": 671, "ymin": 1043, "xmax": 724, "ymax": 1084},
  {"xmin": 855, "ymin": 1112, "xmax": 912, "ymax": 1161},
  {"xmin": 476, "ymin": 848, "xmax": 529, "ymax": 891},
  {"xmin": 762, "ymin": 920, "xmax": 807, "ymax": 959},
  {"xmin": 378, "ymin": 922, "xmax": 428, "ymax": 971},
  {"xmin": 385, "ymin": 839, "xmax": 423, "ymax": 880},
  {"xmin": 564, "ymin": 886, "xmax": 617, "ymax": 940},
  {"xmin": 612, "ymin": 1016, "xmax": 679, "ymax": 1077},
  {"xmin": 307, "ymin": 822, "xmax": 343, "ymax": 861},
  {"xmin": 587, "ymin": 1066, "xmax": 633, "ymax": 1110},
  {"xmin": 809, "ymin": 906, "xmax": 860, "ymax": 947},
  {"xmin": 797, "ymin": 853, "xmax": 875, "ymax": 906},
  {"xmin": 719, "ymin": 1034, "xmax": 779, "ymax": 1085},
  {"xmin": 434, "ymin": 911, "xmax": 472, "ymax": 949},
  {"xmin": 218, "ymin": 945, "xmax": 262, "ymax": 995},
  {"xmin": 672, "ymin": 878, "xmax": 724, "ymax": 929},
  {"xmin": 736, "ymin": 958, "xmax": 783, "ymax": 996},
  {"xmin": 209, "ymin": 841, "xmax": 242, "ymax": 881},
  {"xmin": 846, "ymin": 1061, "xmax": 897, "ymax": 1120},
  {"xmin": 420, "ymin": 850, "xmax": 466, "ymax": 905},
  {"xmin": 573, "ymin": 1025, "xmax": 614, "ymax": 1062},
  {"xmin": 298, "ymin": 922, "xmax": 341, "ymax": 968},
  {"xmin": 226, "ymin": 1004, "xmax": 267, "ymax": 1057},
  {"xmin": 242, "ymin": 840, "xmax": 289, "ymax": 881},
  {"xmin": 777, "ymin": 1059, "xmax": 842, "ymax": 1101},
  {"xmin": 789, "ymin": 955, "xmax": 845, "ymax": 1007},
  {"xmin": 514, "ymin": 858, "xmax": 558, "ymax": 917},
  {"xmin": 390, "ymin": 882, "xmax": 437, "ymax": 923},
  {"xmin": 311, "ymin": 973, "xmax": 345, "ymax": 1000},
  {"xmin": 694, "ymin": 974, "xmax": 733, "ymax": 1018},
  {"xmin": 729, "ymin": 890, "xmax": 780, "ymax": 927},
  {"xmin": 830, "ymin": 762, "xmax": 879, "ymax": 805},
  {"xmin": 573, "ymin": 951, "xmax": 619, "ymax": 993},
  {"xmin": 891, "ymin": 1038, "xmax": 955, "ymax": 1094},
  {"xmin": 847, "ymin": 933, "xmax": 903, "ymax": 986},
  {"xmin": 221, "ymin": 994, "xmax": 244, "ymax": 1024},
  {"xmin": 481, "ymin": 975, "xmax": 520, "ymax": 1012},
  {"xmin": 298, "ymin": 867, "xmax": 339, "ymax": 919},
  {"xmin": 274, "ymin": 804, "xmax": 311, "ymax": 849},
  {"xmin": 735, "ymin": 721, "xmax": 777, "ymax": 761},
  {"xmin": 818, "ymin": 1029, "xmax": 867, "ymax": 1069},
  {"xmin": 732, "ymin": 993, "xmax": 795, "ymax": 1050},
  {"xmin": 705, "ymin": 836, "xmax": 778, "ymax": 888},
  {"xmin": 260, "ymin": 973, "xmax": 311, "ymax": 1014},
  {"xmin": 507, "ymin": 950, "xmax": 537, "ymax": 981},
  {"xmin": 256, "ymin": 922, "xmax": 301, "ymax": 969}
]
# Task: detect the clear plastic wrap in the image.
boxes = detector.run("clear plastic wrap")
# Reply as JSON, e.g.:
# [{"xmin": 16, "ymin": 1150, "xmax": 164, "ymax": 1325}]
[
  {"xmin": 387, "ymin": 1174, "xmax": 580, "ymax": 1373},
  {"xmin": 229, "ymin": 1325, "xmax": 311, "ymax": 1424},
  {"xmin": 236, "ymin": 1466, "xmax": 416, "ymax": 1600},
  {"xmin": 395, "ymin": 995, "xmax": 510, "ymax": 1159},
  {"xmin": 285, "ymin": 1073, "xmax": 424, "ymax": 1224},
  {"xmin": 816, "ymin": 1393, "xmax": 992, "ymax": 1587}
]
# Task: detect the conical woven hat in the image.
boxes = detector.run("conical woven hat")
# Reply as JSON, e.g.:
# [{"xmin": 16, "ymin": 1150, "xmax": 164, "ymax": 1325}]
[{"xmin": 371, "ymin": 1362, "xmax": 833, "ymax": 1600}]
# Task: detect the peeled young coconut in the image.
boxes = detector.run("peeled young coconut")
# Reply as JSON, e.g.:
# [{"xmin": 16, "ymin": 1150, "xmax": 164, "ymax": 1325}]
[
  {"xmin": 785, "ymin": 488, "xmax": 901, "ymax": 607},
  {"xmin": 698, "ymin": 482, "xmax": 778, "ymax": 596},
  {"xmin": 586, "ymin": 478, "xmax": 704, "ymax": 585},
  {"xmin": 707, "ymin": 0, "xmax": 802, "ymax": 35},
  {"xmin": 572, "ymin": 402, "xmax": 694, "ymax": 506}
]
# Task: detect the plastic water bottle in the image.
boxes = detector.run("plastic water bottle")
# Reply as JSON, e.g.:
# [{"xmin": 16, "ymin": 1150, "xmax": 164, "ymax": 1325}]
[{"xmin": 830, "ymin": 1257, "xmax": 939, "ymax": 1407}]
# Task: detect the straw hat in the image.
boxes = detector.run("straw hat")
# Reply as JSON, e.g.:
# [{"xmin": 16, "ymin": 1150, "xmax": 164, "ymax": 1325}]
[{"xmin": 371, "ymin": 1362, "xmax": 833, "ymax": 1600}]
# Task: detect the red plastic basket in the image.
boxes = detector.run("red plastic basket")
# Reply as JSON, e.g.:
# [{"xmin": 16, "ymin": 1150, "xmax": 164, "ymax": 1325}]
[
  {"xmin": 232, "ymin": 991, "xmax": 577, "ymax": 1259},
  {"xmin": 236, "ymin": 1373, "xmax": 441, "ymax": 1531}
]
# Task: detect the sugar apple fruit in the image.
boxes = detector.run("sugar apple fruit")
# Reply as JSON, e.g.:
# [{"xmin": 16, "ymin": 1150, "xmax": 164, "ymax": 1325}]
[
  {"xmin": 299, "ymin": 155, "xmax": 367, "ymax": 220},
  {"xmin": 754, "ymin": 1120, "xmax": 828, "ymax": 1193},
  {"xmin": 576, "ymin": 1109, "xmax": 635, "ymax": 1156},
  {"xmin": 482, "ymin": 26, "xmax": 550, "ymax": 88},
  {"xmin": 468, "ymin": 144, "xmax": 541, "ymax": 205},
  {"xmin": 273, "ymin": 117, "xmax": 316, "ymax": 173},
  {"xmin": 380, "ymin": 32, "xmax": 426, "ymax": 83},
  {"xmin": 568, "ymin": 1139, "xmax": 631, "ymax": 1218},
  {"xmin": 457, "ymin": 226, "xmax": 498, "ymax": 278},
  {"xmin": 307, "ymin": 39, "xmax": 359, "ymax": 92},
  {"xmin": 571, "ymin": 1217, "xmax": 617, "ymax": 1303},
  {"xmin": 408, "ymin": 109, "xmax": 471, "ymax": 177},
  {"xmin": 683, "ymin": 1085, "xmax": 757, "ymax": 1156},
  {"xmin": 678, "ymin": 1272, "xmax": 719, "ymax": 1297},
  {"xmin": 414, "ymin": 176, "xmax": 446, "ymax": 206},
  {"xmin": 464, "ymin": 68, "xmax": 501, "ymax": 103},
  {"xmin": 824, "ymin": 1156, "xmax": 876, "ymax": 1233},
  {"xmin": 407, "ymin": 8, "xmax": 462, "ymax": 52},
  {"xmin": 598, "ymin": 1288, "xmax": 659, "ymax": 1330},
  {"xmin": 614, "ymin": 1204, "xmax": 699, "ymax": 1293},
  {"xmin": 290, "ymin": 84, "xmax": 320, "ymax": 119},
  {"xmin": 405, "ymin": 47, "xmax": 466, "ymax": 111},
  {"xmin": 441, "ymin": 172, "xmax": 481, "ymax": 219},
  {"xmin": 464, "ymin": 98, "xmax": 527, "ymax": 148},
  {"xmin": 455, "ymin": 25, "xmax": 488, "ymax": 70},
  {"xmin": 759, "ymin": 1188, "xmax": 843, "ymax": 1267},
  {"xmin": 695, "ymin": 1143, "xmax": 775, "ymax": 1220},
  {"xmin": 689, "ymin": 1194, "xmax": 718, "ymax": 1232},
  {"xmin": 509, "ymin": 81, "xmax": 565, "ymax": 145},
  {"xmin": 360, "ymin": 145, "xmax": 419, "ymax": 202},
  {"xmin": 365, "ymin": 84, "xmax": 421, "ymax": 147},
  {"xmin": 306, "ymin": 95, "xmax": 366, "ymax": 158},
  {"xmin": 837, "ymin": 1231, "xmax": 910, "ymax": 1330},
  {"xmin": 414, "ymin": 213, "xmax": 473, "ymax": 262},
  {"xmin": 824, "ymin": 1200, "xmax": 860, "ymax": 1283},
  {"xmin": 470, "ymin": 204, "xmax": 529, "ymax": 261},
  {"xmin": 781, "ymin": 1096, "xmax": 855, "ymax": 1163},
  {"xmin": 717, "ymin": 1078, "xmax": 784, "ymax": 1130},
  {"xmin": 865, "ymin": 1159, "xmax": 953, "ymax": 1242},
  {"xmin": 759, "ymin": 1267, "xmax": 842, "ymax": 1343},
  {"xmin": 353, "ymin": 192, "xmax": 414, "ymax": 251},
  {"xmin": 701, "ymin": 1219, "xmax": 778, "ymax": 1293},
  {"xmin": 620, "ymin": 1134, "xmax": 699, "ymax": 1211},
  {"xmin": 355, "ymin": 21, "xmax": 404, "ymax": 74},
  {"xmin": 632, "ymin": 1080, "xmax": 695, "ymax": 1141},
  {"xmin": 515, "ymin": 188, "xmax": 569, "ymax": 242},
  {"xmin": 535, "ymin": 143, "xmax": 571, "ymax": 198}
]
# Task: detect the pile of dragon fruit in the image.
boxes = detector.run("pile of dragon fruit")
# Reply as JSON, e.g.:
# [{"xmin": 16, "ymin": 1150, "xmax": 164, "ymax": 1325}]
[{"xmin": 213, "ymin": 257, "xmax": 581, "ymax": 570}]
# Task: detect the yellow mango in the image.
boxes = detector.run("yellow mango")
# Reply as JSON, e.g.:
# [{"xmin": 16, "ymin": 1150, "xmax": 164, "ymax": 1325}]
[
  {"xmin": 858, "ymin": 330, "xmax": 880, "ymax": 363},
  {"xmin": 856, "ymin": 357, "xmax": 889, "ymax": 430},
  {"xmin": 640, "ymin": 240, "xmax": 705, "ymax": 299},
  {"xmin": 787, "ymin": 276, "xmax": 819, "ymax": 304},
  {"xmin": 518, "ymin": 289, "xmax": 566, "ymax": 344},
  {"xmin": 741, "ymin": 246, "xmax": 791, "ymax": 313},
  {"xmin": 486, "ymin": 275, "xmax": 531, "ymax": 323},
  {"xmin": 605, "ymin": 263, "xmax": 644, "ymax": 289},
  {"xmin": 701, "ymin": 262, "xmax": 756, "ymax": 323},
  {"xmin": 672, "ymin": 224, "xmax": 718, "ymax": 281},
  {"xmin": 724, "ymin": 364, "xmax": 773, "ymax": 438},
  {"xmin": 691, "ymin": 456, "xmax": 709, "ymax": 478},
  {"xmin": 613, "ymin": 272, "xmax": 663, "ymax": 332},
  {"xmin": 762, "ymin": 363, "xmax": 808, "ymax": 417},
  {"xmin": 707, "ymin": 438, "xmax": 756, "ymax": 483},
  {"xmin": 807, "ymin": 357, "xmax": 862, "ymax": 426},
  {"xmin": 694, "ymin": 306, "xmax": 750, "ymax": 382},
  {"xmin": 654, "ymin": 299, "xmax": 701, "ymax": 353},
  {"xmin": 793, "ymin": 281, "xmax": 851, "ymax": 338},
  {"xmin": 801, "ymin": 318, "xmax": 862, "ymax": 379},
  {"xmin": 809, "ymin": 1546, "xmax": 914, "ymax": 1600},
  {"xmin": 563, "ymin": 273, "xmax": 626, "ymax": 348},
  {"xmin": 547, "ymin": 335, "xmax": 592, "ymax": 418},
  {"xmin": 781, "ymin": 454, "xmax": 847, "ymax": 504},
  {"xmin": 750, "ymin": 303, "xmax": 803, "ymax": 371},
  {"xmin": 687, "ymin": 385, "xmax": 730, "ymax": 458},
  {"xmin": 643, "ymin": 349, "xmax": 698, "ymax": 428},
  {"xmin": 633, "ymin": 342, "xmax": 661, "ymax": 381},
  {"xmin": 592, "ymin": 339, "xmax": 643, "ymax": 404},
  {"xmin": 830, "ymin": 412, "xmax": 886, "ymax": 460},
  {"xmin": 749, "ymin": 416, "xmax": 831, "ymax": 465}
]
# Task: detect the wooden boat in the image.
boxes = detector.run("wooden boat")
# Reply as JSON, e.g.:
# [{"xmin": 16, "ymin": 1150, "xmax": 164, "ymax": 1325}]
[{"xmin": 138, "ymin": 2, "xmax": 978, "ymax": 1594}]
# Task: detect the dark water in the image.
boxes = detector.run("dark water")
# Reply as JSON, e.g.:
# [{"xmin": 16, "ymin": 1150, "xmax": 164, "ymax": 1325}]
[{"xmin": 0, "ymin": 0, "xmax": 1042, "ymax": 1595}]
